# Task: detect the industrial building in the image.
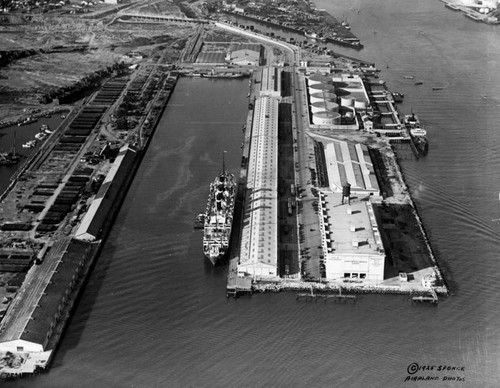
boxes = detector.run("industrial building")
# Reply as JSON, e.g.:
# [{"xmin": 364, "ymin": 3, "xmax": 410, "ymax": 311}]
[
  {"xmin": 238, "ymin": 95, "xmax": 279, "ymax": 278},
  {"xmin": 323, "ymin": 140, "xmax": 380, "ymax": 196},
  {"xmin": 306, "ymin": 73, "xmax": 372, "ymax": 129},
  {"xmin": 318, "ymin": 191, "xmax": 385, "ymax": 282},
  {"xmin": 75, "ymin": 145, "xmax": 137, "ymax": 241},
  {"xmin": 0, "ymin": 239, "xmax": 94, "ymax": 366}
]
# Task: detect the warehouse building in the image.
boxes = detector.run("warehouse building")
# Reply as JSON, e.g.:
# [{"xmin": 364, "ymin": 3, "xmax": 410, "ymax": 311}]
[
  {"xmin": 318, "ymin": 191, "xmax": 385, "ymax": 283},
  {"xmin": 323, "ymin": 140, "xmax": 380, "ymax": 196},
  {"xmin": 238, "ymin": 95, "xmax": 279, "ymax": 278},
  {"xmin": 75, "ymin": 145, "xmax": 137, "ymax": 241}
]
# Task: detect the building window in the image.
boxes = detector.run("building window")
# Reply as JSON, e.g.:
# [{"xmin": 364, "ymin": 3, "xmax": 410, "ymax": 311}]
[
  {"xmin": 360, "ymin": 273, "xmax": 366, "ymax": 279},
  {"xmin": 344, "ymin": 273, "xmax": 350, "ymax": 278}
]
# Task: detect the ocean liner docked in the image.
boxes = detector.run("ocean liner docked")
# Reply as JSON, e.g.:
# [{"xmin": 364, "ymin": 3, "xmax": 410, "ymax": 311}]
[{"xmin": 203, "ymin": 153, "xmax": 236, "ymax": 265}]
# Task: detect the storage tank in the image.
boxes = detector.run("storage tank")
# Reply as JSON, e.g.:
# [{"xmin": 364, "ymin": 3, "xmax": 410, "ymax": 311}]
[
  {"xmin": 307, "ymin": 74, "xmax": 333, "ymax": 86},
  {"xmin": 309, "ymin": 91, "xmax": 337, "ymax": 103},
  {"xmin": 340, "ymin": 96, "xmax": 354, "ymax": 107},
  {"xmin": 335, "ymin": 88, "xmax": 351, "ymax": 97},
  {"xmin": 312, "ymin": 111, "xmax": 342, "ymax": 125},
  {"xmin": 332, "ymin": 81, "xmax": 348, "ymax": 88},
  {"xmin": 310, "ymin": 101, "xmax": 339, "ymax": 113},
  {"xmin": 354, "ymin": 100, "xmax": 367, "ymax": 109},
  {"xmin": 308, "ymin": 83, "xmax": 336, "ymax": 94}
]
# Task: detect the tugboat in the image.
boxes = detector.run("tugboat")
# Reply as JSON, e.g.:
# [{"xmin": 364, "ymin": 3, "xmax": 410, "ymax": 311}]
[
  {"xmin": 194, "ymin": 214, "xmax": 205, "ymax": 229},
  {"xmin": 203, "ymin": 152, "xmax": 236, "ymax": 265},
  {"xmin": 404, "ymin": 113, "xmax": 429, "ymax": 156}
]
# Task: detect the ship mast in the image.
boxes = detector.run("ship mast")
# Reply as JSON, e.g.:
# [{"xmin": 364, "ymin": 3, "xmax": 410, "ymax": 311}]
[{"xmin": 222, "ymin": 150, "xmax": 226, "ymax": 175}]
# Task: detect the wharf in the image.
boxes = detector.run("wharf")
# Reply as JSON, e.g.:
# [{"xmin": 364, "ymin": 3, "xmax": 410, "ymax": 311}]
[
  {"xmin": 226, "ymin": 259, "xmax": 252, "ymax": 298},
  {"xmin": 412, "ymin": 289, "xmax": 439, "ymax": 304},
  {"xmin": 0, "ymin": 64, "xmax": 180, "ymax": 378}
]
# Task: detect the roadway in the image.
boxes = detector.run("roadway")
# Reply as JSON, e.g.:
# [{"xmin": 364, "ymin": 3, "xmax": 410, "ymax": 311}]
[{"xmin": 291, "ymin": 68, "xmax": 324, "ymax": 280}]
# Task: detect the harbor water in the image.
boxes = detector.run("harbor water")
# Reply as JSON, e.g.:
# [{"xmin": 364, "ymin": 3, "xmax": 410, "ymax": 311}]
[{"xmin": 6, "ymin": 0, "xmax": 500, "ymax": 386}]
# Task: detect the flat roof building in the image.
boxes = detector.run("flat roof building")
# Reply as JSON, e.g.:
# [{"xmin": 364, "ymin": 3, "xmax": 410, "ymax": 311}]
[
  {"xmin": 318, "ymin": 192, "xmax": 385, "ymax": 283},
  {"xmin": 238, "ymin": 95, "xmax": 279, "ymax": 278}
]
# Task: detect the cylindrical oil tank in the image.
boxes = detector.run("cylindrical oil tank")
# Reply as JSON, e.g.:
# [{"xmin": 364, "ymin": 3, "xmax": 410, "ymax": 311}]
[
  {"xmin": 312, "ymin": 111, "xmax": 342, "ymax": 125},
  {"xmin": 309, "ymin": 91, "xmax": 336, "ymax": 103},
  {"xmin": 308, "ymin": 83, "xmax": 336, "ymax": 94},
  {"xmin": 354, "ymin": 100, "xmax": 367, "ymax": 109},
  {"xmin": 332, "ymin": 81, "xmax": 348, "ymax": 88},
  {"xmin": 310, "ymin": 101, "xmax": 339, "ymax": 113},
  {"xmin": 307, "ymin": 74, "xmax": 333, "ymax": 86},
  {"xmin": 335, "ymin": 88, "xmax": 351, "ymax": 97},
  {"xmin": 340, "ymin": 96, "xmax": 354, "ymax": 107}
]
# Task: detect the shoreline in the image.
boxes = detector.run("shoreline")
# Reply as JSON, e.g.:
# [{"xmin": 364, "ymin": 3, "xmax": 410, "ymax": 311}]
[{"xmin": 0, "ymin": 71, "xmax": 179, "ymax": 378}]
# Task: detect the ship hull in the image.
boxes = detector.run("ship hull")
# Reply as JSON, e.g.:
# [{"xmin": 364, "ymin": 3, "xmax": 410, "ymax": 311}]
[{"xmin": 202, "ymin": 168, "xmax": 236, "ymax": 266}]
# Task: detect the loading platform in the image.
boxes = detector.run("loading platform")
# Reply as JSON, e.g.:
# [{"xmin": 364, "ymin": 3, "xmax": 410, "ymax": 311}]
[
  {"xmin": 412, "ymin": 289, "xmax": 438, "ymax": 304},
  {"xmin": 226, "ymin": 258, "xmax": 252, "ymax": 298},
  {"xmin": 296, "ymin": 286, "xmax": 356, "ymax": 302}
]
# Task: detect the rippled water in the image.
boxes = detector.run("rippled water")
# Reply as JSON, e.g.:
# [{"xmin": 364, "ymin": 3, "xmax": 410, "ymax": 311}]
[{"xmin": 7, "ymin": 0, "xmax": 500, "ymax": 386}]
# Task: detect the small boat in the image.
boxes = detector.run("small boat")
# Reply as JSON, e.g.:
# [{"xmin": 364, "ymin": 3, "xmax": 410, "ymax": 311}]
[
  {"xmin": 391, "ymin": 92, "xmax": 404, "ymax": 103},
  {"xmin": 194, "ymin": 213, "xmax": 205, "ymax": 229},
  {"xmin": 404, "ymin": 75, "xmax": 414, "ymax": 79},
  {"xmin": 432, "ymin": 86, "xmax": 444, "ymax": 91},
  {"xmin": 414, "ymin": 81, "xmax": 423, "ymax": 85},
  {"xmin": 35, "ymin": 132, "xmax": 47, "ymax": 141},
  {"xmin": 22, "ymin": 140, "xmax": 36, "ymax": 148},
  {"xmin": 18, "ymin": 117, "xmax": 36, "ymax": 126}
]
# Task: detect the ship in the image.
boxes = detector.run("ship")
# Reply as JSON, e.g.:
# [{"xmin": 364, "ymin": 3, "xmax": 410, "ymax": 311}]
[
  {"xmin": 404, "ymin": 113, "xmax": 429, "ymax": 155},
  {"xmin": 22, "ymin": 140, "xmax": 36, "ymax": 148},
  {"xmin": 0, "ymin": 137, "xmax": 20, "ymax": 165},
  {"xmin": 202, "ymin": 72, "xmax": 247, "ymax": 79},
  {"xmin": 391, "ymin": 92, "xmax": 404, "ymax": 103},
  {"xmin": 203, "ymin": 152, "xmax": 236, "ymax": 265}
]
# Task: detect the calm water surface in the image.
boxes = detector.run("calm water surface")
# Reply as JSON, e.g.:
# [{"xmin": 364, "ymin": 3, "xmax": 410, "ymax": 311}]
[{"xmin": 7, "ymin": 0, "xmax": 500, "ymax": 386}]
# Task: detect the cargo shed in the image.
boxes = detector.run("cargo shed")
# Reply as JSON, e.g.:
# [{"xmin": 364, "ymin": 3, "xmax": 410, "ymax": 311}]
[{"xmin": 74, "ymin": 145, "xmax": 137, "ymax": 241}]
